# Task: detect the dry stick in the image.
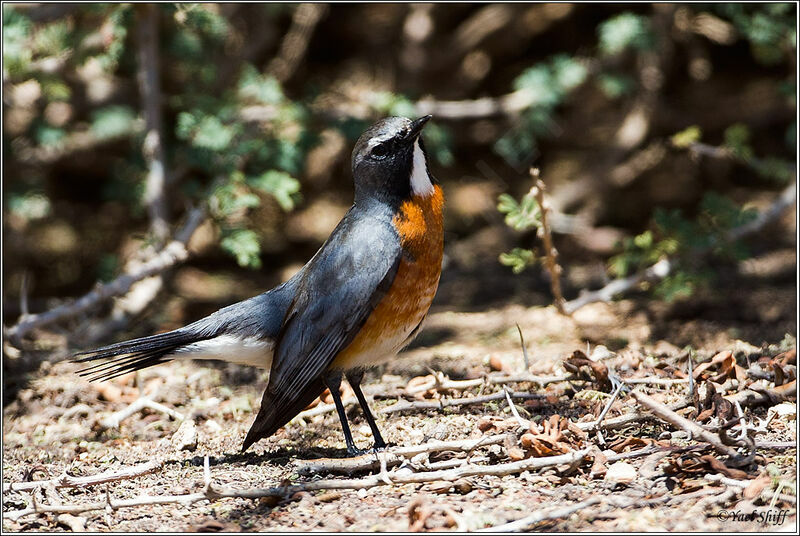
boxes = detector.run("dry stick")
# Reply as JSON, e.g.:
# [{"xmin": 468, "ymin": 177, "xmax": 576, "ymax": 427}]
[
  {"xmin": 592, "ymin": 381, "xmax": 625, "ymax": 445},
  {"xmin": 415, "ymin": 87, "xmax": 541, "ymax": 119},
  {"xmin": 268, "ymin": 4, "xmax": 328, "ymax": 83},
  {"xmin": 531, "ymin": 169, "xmax": 567, "ymax": 315},
  {"xmin": 564, "ymin": 181, "xmax": 796, "ymax": 314},
  {"xmin": 405, "ymin": 371, "xmax": 575, "ymax": 396},
  {"xmin": 631, "ymin": 391, "xmax": 740, "ymax": 459},
  {"xmin": 206, "ymin": 448, "xmax": 591, "ymax": 499},
  {"xmin": 379, "ymin": 391, "xmax": 543, "ymax": 415},
  {"xmin": 2, "ymin": 449, "xmax": 590, "ymax": 521},
  {"xmin": 287, "ymin": 371, "xmax": 574, "ymax": 422},
  {"xmin": 3, "ymin": 460, "xmax": 162, "ymax": 493},
  {"xmin": 99, "ymin": 390, "xmax": 185, "ymax": 430},
  {"xmin": 5, "ymin": 207, "xmax": 205, "ymax": 342},
  {"xmin": 576, "ymin": 400, "xmax": 691, "ymax": 433},
  {"xmin": 516, "ymin": 324, "xmax": 530, "ymax": 370},
  {"xmin": 503, "ymin": 387, "xmax": 530, "ymax": 430},
  {"xmin": 623, "ymin": 377, "xmax": 691, "ymax": 386},
  {"xmin": 294, "ymin": 435, "xmax": 507, "ymax": 475},
  {"xmin": 476, "ymin": 497, "xmax": 602, "ymax": 532}
]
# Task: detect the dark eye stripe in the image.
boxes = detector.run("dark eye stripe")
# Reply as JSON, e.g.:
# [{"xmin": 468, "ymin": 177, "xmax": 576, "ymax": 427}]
[{"xmin": 371, "ymin": 142, "xmax": 389, "ymax": 158}]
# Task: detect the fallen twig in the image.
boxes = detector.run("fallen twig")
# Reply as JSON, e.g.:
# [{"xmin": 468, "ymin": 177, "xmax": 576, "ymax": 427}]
[
  {"xmin": 477, "ymin": 497, "xmax": 601, "ymax": 532},
  {"xmin": 576, "ymin": 400, "xmax": 690, "ymax": 433},
  {"xmin": 3, "ymin": 460, "xmax": 162, "ymax": 493},
  {"xmin": 380, "ymin": 391, "xmax": 544, "ymax": 415},
  {"xmin": 2, "ymin": 449, "xmax": 590, "ymax": 521},
  {"xmin": 631, "ymin": 391, "xmax": 740, "ymax": 459},
  {"xmin": 99, "ymin": 392, "xmax": 184, "ymax": 430},
  {"xmin": 295, "ymin": 434, "xmax": 507, "ymax": 474}
]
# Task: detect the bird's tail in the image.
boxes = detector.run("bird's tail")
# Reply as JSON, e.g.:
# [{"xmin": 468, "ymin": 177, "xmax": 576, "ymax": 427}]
[{"xmin": 73, "ymin": 329, "xmax": 208, "ymax": 382}]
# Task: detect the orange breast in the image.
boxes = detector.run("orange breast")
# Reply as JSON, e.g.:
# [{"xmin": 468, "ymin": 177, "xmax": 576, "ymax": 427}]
[{"xmin": 332, "ymin": 185, "xmax": 444, "ymax": 370}]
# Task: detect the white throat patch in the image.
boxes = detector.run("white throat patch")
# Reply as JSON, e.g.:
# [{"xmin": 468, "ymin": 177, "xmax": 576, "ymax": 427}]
[{"xmin": 410, "ymin": 139, "xmax": 434, "ymax": 196}]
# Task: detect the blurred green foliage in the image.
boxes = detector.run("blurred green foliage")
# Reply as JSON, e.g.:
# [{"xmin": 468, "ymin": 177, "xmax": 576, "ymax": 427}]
[
  {"xmin": 495, "ymin": 4, "xmax": 795, "ymax": 303},
  {"xmin": 1, "ymin": 3, "xmax": 795, "ymax": 309}
]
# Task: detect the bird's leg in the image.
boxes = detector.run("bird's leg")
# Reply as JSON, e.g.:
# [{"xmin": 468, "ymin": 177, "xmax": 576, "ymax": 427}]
[
  {"xmin": 323, "ymin": 371, "xmax": 360, "ymax": 456},
  {"xmin": 346, "ymin": 370, "xmax": 386, "ymax": 450}
]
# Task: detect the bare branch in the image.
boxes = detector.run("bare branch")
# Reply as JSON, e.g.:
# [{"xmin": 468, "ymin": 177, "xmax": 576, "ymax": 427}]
[
  {"xmin": 294, "ymin": 434, "xmax": 507, "ymax": 474},
  {"xmin": 564, "ymin": 180, "xmax": 796, "ymax": 314},
  {"xmin": 268, "ymin": 4, "xmax": 328, "ymax": 84},
  {"xmin": 3, "ymin": 449, "xmax": 590, "ymax": 521},
  {"xmin": 477, "ymin": 497, "xmax": 601, "ymax": 532},
  {"xmin": 631, "ymin": 390, "xmax": 740, "ymax": 459},
  {"xmin": 531, "ymin": 169, "xmax": 567, "ymax": 314},
  {"xmin": 3, "ymin": 461, "xmax": 162, "ymax": 493},
  {"xmin": 135, "ymin": 4, "xmax": 169, "ymax": 244},
  {"xmin": 5, "ymin": 207, "xmax": 206, "ymax": 342},
  {"xmin": 379, "ymin": 390, "xmax": 544, "ymax": 415}
]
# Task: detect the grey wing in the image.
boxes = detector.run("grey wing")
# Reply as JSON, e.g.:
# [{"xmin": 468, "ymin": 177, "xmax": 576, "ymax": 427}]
[{"xmin": 241, "ymin": 213, "xmax": 401, "ymax": 450}]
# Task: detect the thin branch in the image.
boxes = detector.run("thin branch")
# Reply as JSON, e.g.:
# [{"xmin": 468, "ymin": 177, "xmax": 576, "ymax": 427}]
[
  {"xmin": 531, "ymin": 169, "xmax": 567, "ymax": 314},
  {"xmin": 415, "ymin": 88, "xmax": 541, "ymax": 120},
  {"xmin": 565, "ymin": 181, "xmax": 796, "ymax": 313},
  {"xmin": 477, "ymin": 497, "xmax": 602, "ymax": 532},
  {"xmin": 631, "ymin": 391, "xmax": 740, "ymax": 459},
  {"xmin": 576, "ymin": 400, "xmax": 691, "ymax": 433},
  {"xmin": 3, "ymin": 449, "xmax": 590, "ymax": 521},
  {"xmin": 267, "ymin": 4, "xmax": 328, "ymax": 84},
  {"xmin": 3, "ymin": 460, "xmax": 162, "ymax": 493},
  {"xmin": 380, "ymin": 391, "xmax": 544, "ymax": 415},
  {"xmin": 5, "ymin": 207, "xmax": 206, "ymax": 342},
  {"xmin": 294, "ymin": 434, "xmax": 507, "ymax": 475},
  {"xmin": 135, "ymin": 4, "xmax": 169, "ymax": 244},
  {"xmin": 516, "ymin": 324, "xmax": 530, "ymax": 370}
]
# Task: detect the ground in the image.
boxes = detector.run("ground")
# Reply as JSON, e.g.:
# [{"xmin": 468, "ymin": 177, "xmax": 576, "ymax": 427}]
[{"xmin": 2, "ymin": 250, "xmax": 796, "ymax": 532}]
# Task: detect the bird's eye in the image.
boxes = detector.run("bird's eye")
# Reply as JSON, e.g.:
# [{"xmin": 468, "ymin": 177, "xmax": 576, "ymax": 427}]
[{"xmin": 371, "ymin": 142, "xmax": 389, "ymax": 160}]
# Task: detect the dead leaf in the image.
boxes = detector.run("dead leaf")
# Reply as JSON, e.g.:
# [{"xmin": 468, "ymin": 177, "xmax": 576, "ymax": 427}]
[
  {"xmin": 700, "ymin": 454, "xmax": 751, "ymax": 480},
  {"xmin": 589, "ymin": 447, "xmax": 608, "ymax": 479},
  {"xmin": 408, "ymin": 497, "xmax": 431, "ymax": 532},
  {"xmin": 743, "ymin": 475, "xmax": 771, "ymax": 500},
  {"xmin": 489, "ymin": 355, "xmax": 507, "ymax": 372},
  {"xmin": 564, "ymin": 350, "xmax": 611, "ymax": 391}
]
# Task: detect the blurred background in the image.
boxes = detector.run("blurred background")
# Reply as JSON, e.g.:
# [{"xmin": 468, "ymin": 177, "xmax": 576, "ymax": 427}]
[{"xmin": 2, "ymin": 3, "xmax": 796, "ymax": 358}]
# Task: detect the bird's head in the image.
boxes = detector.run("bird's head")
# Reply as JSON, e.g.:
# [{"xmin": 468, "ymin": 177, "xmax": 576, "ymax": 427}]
[{"xmin": 351, "ymin": 115, "xmax": 435, "ymax": 206}]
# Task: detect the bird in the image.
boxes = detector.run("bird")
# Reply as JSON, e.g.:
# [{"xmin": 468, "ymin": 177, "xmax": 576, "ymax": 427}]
[{"xmin": 74, "ymin": 115, "xmax": 444, "ymax": 455}]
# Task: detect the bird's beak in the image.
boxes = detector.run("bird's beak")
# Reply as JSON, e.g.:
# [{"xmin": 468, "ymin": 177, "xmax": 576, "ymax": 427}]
[{"xmin": 407, "ymin": 115, "xmax": 432, "ymax": 141}]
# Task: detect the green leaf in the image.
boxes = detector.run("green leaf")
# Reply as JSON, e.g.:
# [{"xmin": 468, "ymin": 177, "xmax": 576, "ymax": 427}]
[
  {"xmin": 192, "ymin": 116, "xmax": 237, "ymax": 151},
  {"xmin": 598, "ymin": 13, "xmax": 653, "ymax": 56},
  {"xmin": 596, "ymin": 73, "xmax": 635, "ymax": 99},
  {"xmin": 497, "ymin": 192, "xmax": 541, "ymax": 232},
  {"xmin": 248, "ymin": 170, "xmax": 301, "ymax": 211},
  {"xmin": 91, "ymin": 105, "xmax": 136, "ymax": 139},
  {"xmin": 499, "ymin": 248, "xmax": 537, "ymax": 274},
  {"xmin": 237, "ymin": 65, "xmax": 285, "ymax": 105},
  {"xmin": 723, "ymin": 123, "xmax": 753, "ymax": 160},
  {"xmin": 34, "ymin": 124, "xmax": 65, "ymax": 147},
  {"xmin": 221, "ymin": 229, "xmax": 262, "ymax": 269},
  {"xmin": 671, "ymin": 126, "xmax": 702, "ymax": 148}
]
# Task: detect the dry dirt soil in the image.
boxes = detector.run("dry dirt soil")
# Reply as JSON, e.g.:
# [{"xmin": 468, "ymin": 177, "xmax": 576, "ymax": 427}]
[{"xmin": 2, "ymin": 247, "xmax": 797, "ymax": 532}]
